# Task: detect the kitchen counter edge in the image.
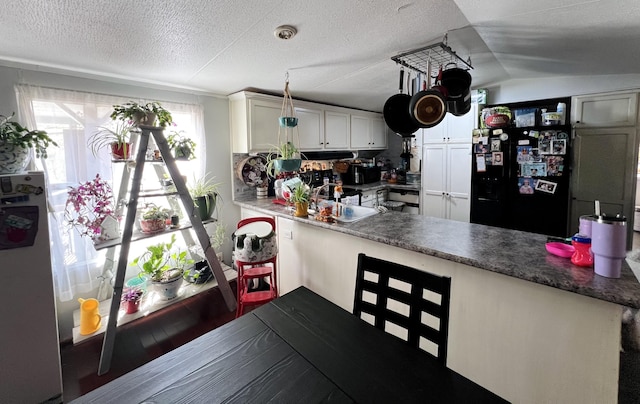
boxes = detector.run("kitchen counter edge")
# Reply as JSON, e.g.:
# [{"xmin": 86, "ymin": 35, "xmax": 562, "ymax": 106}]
[{"xmin": 234, "ymin": 198, "xmax": 640, "ymax": 309}]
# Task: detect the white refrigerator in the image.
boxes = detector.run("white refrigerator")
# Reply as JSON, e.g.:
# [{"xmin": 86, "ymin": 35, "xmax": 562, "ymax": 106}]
[{"xmin": 0, "ymin": 172, "xmax": 62, "ymax": 403}]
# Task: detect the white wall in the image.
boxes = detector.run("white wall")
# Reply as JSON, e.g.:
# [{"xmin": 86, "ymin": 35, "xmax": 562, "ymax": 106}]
[
  {"xmin": 0, "ymin": 64, "xmax": 240, "ymax": 342},
  {"xmin": 484, "ymin": 73, "xmax": 640, "ymax": 105}
]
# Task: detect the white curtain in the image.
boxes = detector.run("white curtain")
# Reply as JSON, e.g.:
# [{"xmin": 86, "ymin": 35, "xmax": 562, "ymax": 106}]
[{"xmin": 15, "ymin": 84, "xmax": 205, "ymax": 301}]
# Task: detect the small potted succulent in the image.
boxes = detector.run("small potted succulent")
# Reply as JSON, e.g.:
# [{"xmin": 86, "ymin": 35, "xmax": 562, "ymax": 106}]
[
  {"xmin": 167, "ymin": 130, "xmax": 196, "ymax": 160},
  {"xmin": 110, "ymin": 101, "xmax": 174, "ymax": 128},
  {"xmin": 121, "ymin": 287, "xmax": 144, "ymax": 314},
  {"xmin": 0, "ymin": 112, "xmax": 58, "ymax": 174},
  {"xmin": 87, "ymin": 120, "xmax": 134, "ymax": 160},
  {"xmin": 188, "ymin": 173, "xmax": 222, "ymax": 221},
  {"xmin": 139, "ymin": 204, "xmax": 171, "ymax": 233},
  {"xmin": 65, "ymin": 174, "xmax": 118, "ymax": 241}
]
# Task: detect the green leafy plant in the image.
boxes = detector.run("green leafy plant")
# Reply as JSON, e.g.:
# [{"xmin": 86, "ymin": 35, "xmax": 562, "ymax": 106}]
[
  {"xmin": 188, "ymin": 172, "xmax": 221, "ymax": 199},
  {"xmin": 131, "ymin": 234, "xmax": 193, "ymax": 282},
  {"xmin": 265, "ymin": 141, "xmax": 303, "ymax": 178},
  {"xmin": 87, "ymin": 120, "xmax": 133, "ymax": 157},
  {"xmin": 210, "ymin": 221, "xmax": 226, "ymax": 250},
  {"xmin": 289, "ymin": 183, "xmax": 311, "ymax": 204},
  {"xmin": 167, "ymin": 130, "xmax": 196, "ymax": 160},
  {"xmin": 0, "ymin": 112, "xmax": 57, "ymax": 158},
  {"xmin": 141, "ymin": 204, "xmax": 171, "ymax": 221},
  {"xmin": 110, "ymin": 101, "xmax": 174, "ymax": 127}
]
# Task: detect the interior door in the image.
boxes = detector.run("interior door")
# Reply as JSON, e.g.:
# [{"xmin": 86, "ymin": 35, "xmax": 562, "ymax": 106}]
[{"xmin": 570, "ymin": 127, "xmax": 638, "ymax": 247}]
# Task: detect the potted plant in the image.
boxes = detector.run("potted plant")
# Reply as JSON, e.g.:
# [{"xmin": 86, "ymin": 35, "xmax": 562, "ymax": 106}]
[
  {"xmin": 121, "ymin": 287, "xmax": 144, "ymax": 314},
  {"xmin": 167, "ymin": 131, "xmax": 196, "ymax": 160},
  {"xmin": 65, "ymin": 174, "xmax": 118, "ymax": 241},
  {"xmin": 0, "ymin": 112, "xmax": 58, "ymax": 174},
  {"xmin": 265, "ymin": 141, "xmax": 303, "ymax": 178},
  {"xmin": 110, "ymin": 101, "xmax": 174, "ymax": 128},
  {"xmin": 131, "ymin": 234, "xmax": 194, "ymax": 300},
  {"xmin": 139, "ymin": 204, "xmax": 171, "ymax": 233},
  {"xmin": 188, "ymin": 173, "xmax": 222, "ymax": 220},
  {"xmin": 184, "ymin": 221, "xmax": 226, "ymax": 284},
  {"xmin": 88, "ymin": 121, "xmax": 134, "ymax": 160},
  {"xmin": 289, "ymin": 183, "xmax": 311, "ymax": 217}
]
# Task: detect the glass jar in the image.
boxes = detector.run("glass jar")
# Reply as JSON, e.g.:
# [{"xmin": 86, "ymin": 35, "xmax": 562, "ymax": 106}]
[{"xmin": 571, "ymin": 234, "xmax": 593, "ymax": 267}]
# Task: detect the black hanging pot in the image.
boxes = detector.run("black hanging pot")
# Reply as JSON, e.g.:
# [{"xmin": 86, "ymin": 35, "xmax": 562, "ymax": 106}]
[
  {"xmin": 383, "ymin": 69, "xmax": 420, "ymax": 137},
  {"xmin": 409, "ymin": 71, "xmax": 447, "ymax": 129},
  {"xmin": 441, "ymin": 66, "xmax": 472, "ymax": 116}
]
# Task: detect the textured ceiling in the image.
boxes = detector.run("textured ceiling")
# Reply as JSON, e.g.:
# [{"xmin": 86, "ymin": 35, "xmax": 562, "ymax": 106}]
[{"xmin": 0, "ymin": 0, "xmax": 637, "ymax": 111}]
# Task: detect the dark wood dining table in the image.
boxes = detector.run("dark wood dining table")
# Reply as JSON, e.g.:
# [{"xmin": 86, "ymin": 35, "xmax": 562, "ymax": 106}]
[{"xmin": 71, "ymin": 286, "xmax": 508, "ymax": 403}]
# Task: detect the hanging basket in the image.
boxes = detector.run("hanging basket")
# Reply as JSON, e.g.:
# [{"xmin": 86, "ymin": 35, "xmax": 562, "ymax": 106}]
[
  {"xmin": 276, "ymin": 76, "xmax": 302, "ymax": 159},
  {"xmin": 274, "ymin": 158, "xmax": 302, "ymax": 173},
  {"xmin": 279, "ymin": 117, "xmax": 298, "ymax": 128}
]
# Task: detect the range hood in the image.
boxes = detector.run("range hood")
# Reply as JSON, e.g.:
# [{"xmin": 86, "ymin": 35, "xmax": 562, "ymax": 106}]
[
  {"xmin": 301, "ymin": 150, "xmax": 356, "ymax": 160},
  {"xmin": 301, "ymin": 150, "xmax": 383, "ymax": 160}
]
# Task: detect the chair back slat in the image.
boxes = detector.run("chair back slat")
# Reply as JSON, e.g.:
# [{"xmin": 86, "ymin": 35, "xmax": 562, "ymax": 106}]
[{"xmin": 353, "ymin": 253, "xmax": 451, "ymax": 365}]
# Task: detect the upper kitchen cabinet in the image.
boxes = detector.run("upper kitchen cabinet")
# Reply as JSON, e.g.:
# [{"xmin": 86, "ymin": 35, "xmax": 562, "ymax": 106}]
[
  {"xmin": 230, "ymin": 92, "xmax": 282, "ymax": 153},
  {"xmin": 295, "ymin": 102, "xmax": 325, "ymax": 150},
  {"xmin": 350, "ymin": 113, "xmax": 387, "ymax": 149},
  {"xmin": 324, "ymin": 110, "xmax": 350, "ymax": 150},
  {"xmin": 573, "ymin": 91, "xmax": 638, "ymax": 128},
  {"xmin": 423, "ymin": 104, "xmax": 478, "ymax": 144},
  {"xmin": 230, "ymin": 91, "xmax": 387, "ymax": 153}
]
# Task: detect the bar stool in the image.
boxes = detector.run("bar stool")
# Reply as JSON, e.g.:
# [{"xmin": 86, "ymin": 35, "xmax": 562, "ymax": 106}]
[{"xmin": 233, "ymin": 217, "xmax": 278, "ymax": 317}]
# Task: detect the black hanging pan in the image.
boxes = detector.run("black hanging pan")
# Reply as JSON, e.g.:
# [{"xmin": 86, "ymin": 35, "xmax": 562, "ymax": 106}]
[
  {"xmin": 409, "ymin": 62, "xmax": 447, "ymax": 128},
  {"xmin": 383, "ymin": 69, "xmax": 419, "ymax": 137},
  {"xmin": 441, "ymin": 63, "xmax": 472, "ymax": 116}
]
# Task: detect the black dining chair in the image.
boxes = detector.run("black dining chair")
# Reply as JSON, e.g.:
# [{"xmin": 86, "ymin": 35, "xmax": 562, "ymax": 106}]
[{"xmin": 353, "ymin": 253, "xmax": 451, "ymax": 365}]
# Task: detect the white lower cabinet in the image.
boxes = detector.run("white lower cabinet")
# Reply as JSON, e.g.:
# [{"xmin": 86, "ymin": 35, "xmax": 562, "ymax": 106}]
[{"xmin": 422, "ymin": 143, "xmax": 471, "ymax": 222}]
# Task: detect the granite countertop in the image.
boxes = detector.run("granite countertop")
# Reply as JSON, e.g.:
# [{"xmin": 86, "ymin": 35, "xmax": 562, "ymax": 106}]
[{"xmin": 236, "ymin": 198, "xmax": 640, "ymax": 309}]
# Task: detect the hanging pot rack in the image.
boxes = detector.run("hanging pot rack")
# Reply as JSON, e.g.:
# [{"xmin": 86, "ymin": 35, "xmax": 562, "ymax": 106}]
[{"xmin": 391, "ymin": 34, "xmax": 473, "ymax": 81}]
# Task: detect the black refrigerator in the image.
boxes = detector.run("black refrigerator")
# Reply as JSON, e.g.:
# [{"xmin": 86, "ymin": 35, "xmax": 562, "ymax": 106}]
[{"xmin": 470, "ymin": 97, "xmax": 572, "ymax": 238}]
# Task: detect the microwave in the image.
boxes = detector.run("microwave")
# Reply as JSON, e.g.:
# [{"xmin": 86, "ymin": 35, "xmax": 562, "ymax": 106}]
[{"xmin": 341, "ymin": 165, "xmax": 381, "ymax": 185}]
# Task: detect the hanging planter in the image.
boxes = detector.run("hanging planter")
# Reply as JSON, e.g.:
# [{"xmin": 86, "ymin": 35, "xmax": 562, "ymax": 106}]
[{"xmin": 266, "ymin": 74, "xmax": 304, "ymax": 178}]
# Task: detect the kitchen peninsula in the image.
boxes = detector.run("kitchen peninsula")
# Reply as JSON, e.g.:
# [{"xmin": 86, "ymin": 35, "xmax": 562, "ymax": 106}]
[{"xmin": 235, "ymin": 198, "xmax": 640, "ymax": 404}]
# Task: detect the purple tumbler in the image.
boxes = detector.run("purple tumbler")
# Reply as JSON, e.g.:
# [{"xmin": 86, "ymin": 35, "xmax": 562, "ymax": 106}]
[{"xmin": 591, "ymin": 214, "xmax": 627, "ymax": 278}]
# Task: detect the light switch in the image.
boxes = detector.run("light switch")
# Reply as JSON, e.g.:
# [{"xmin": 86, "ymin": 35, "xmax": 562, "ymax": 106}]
[{"xmin": 282, "ymin": 229, "xmax": 293, "ymax": 239}]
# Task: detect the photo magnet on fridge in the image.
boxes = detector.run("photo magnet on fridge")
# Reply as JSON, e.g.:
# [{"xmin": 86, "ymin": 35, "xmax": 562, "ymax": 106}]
[
  {"xmin": 552, "ymin": 139, "xmax": 566, "ymax": 155},
  {"xmin": 490, "ymin": 138, "xmax": 501, "ymax": 152},
  {"xmin": 516, "ymin": 146, "xmax": 533, "ymax": 163},
  {"xmin": 535, "ymin": 179, "xmax": 557, "ymax": 194},
  {"xmin": 492, "ymin": 152, "xmax": 503, "ymax": 166},
  {"xmin": 522, "ymin": 162, "xmax": 547, "ymax": 177},
  {"xmin": 518, "ymin": 177, "xmax": 535, "ymax": 195}
]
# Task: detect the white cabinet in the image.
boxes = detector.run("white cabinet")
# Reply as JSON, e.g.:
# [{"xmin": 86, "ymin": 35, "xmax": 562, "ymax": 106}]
[
  {"xmin": 572, "ymin": 91, "xmax": 638, "ymax": 127},
  {"xmin": 231, "ymin": 91, "xmax": 387, "ymax": 153},
  {"xmin": 230, "ymin": 92, "xmax": 282, "ymax": 153},
  {"xmin": 423, "ymin": 105, "xmax": 477, "ymax": 144},
  {"xmin": 324, "ymin": 110, "xmax": 351, "ymax": 149},
  {"xmin": 296, "ymin": 104, "xmax": 325, "ymax": 150},
  {"xmin": 350, "ymin": 114, "xmax": 387, "ymax": 149},
  {"xmin": 422, "ymin": 143, "xmax": 471, "ymax": 222}
]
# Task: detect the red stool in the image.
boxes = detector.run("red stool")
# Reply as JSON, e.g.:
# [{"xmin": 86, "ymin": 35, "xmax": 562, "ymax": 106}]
[{"xmin": 234, "ymin": 217, "xmax": 278, "ymax": 317}]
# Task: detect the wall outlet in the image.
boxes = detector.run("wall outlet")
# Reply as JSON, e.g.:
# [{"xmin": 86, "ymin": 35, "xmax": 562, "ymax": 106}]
[{"xmin": 282, "ymin": 229, "xmax": 293, "ymax": 239}]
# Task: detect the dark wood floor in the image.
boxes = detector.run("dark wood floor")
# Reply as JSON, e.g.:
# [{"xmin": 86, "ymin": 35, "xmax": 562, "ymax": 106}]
[
  {"xmin": 60, "ymin": 278, "xmax": 640, "ymax": 403},
  {"xmin": 60, "ymin": 282, "xmax": 237, "ymax": 402}
]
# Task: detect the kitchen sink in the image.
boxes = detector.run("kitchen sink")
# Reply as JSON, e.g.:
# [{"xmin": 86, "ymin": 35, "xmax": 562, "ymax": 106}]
[{"xmin": 333, "ymin": 205, "xmax": 380, "ymax": 223}]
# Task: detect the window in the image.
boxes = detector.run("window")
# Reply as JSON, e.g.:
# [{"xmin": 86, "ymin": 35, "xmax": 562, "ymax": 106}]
[{"xmin": 16, "ymin": 85, "xmax": 205, "ymax": 301}]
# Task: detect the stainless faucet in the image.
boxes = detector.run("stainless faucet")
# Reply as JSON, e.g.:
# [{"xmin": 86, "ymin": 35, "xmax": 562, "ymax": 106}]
[{"xmin": 310, "ymin": 183, "xmax": 341, "ymax": 211}]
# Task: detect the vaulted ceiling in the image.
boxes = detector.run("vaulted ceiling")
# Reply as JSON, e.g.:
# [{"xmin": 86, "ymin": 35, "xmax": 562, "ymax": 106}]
[{"xmin": 1, "ymin": 0, "xmax": 637, "ymax": 111}]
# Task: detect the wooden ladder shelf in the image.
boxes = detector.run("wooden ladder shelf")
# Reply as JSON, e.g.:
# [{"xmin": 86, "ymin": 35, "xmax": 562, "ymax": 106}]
[{"xmin": 97, "ymin": 125, "xmax": 236, "ymax": 375}]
